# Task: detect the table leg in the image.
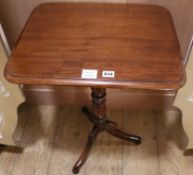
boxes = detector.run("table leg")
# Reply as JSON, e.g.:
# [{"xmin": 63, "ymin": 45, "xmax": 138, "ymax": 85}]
[
  {"xmin": 72, "ymin": 125, "xmax": 98, "ymax": 174},
  {"xmin": 72, "ymin": 88, "xmax": 141, "ymax": 174}
]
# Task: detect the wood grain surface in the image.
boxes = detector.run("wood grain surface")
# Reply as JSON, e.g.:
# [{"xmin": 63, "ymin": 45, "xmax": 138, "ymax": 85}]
[
  {"xmin": 0, "ymin": 0, "xmax": 193, "ymax": 58},
  {"xmin": 1, "ymin": 106, "xmax": 193, "ymax": 175},
  {"xmin": 5, "ymin": 3, "xmax": 185, "ymax": 90}
]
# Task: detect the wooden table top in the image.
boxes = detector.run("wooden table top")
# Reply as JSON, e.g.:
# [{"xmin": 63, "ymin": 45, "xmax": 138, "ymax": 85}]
[{"xmin": 5, "ymin": 3, "xmax": 185, "ymax": 90}]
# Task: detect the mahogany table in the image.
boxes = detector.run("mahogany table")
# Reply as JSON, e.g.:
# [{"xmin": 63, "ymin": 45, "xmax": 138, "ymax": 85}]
[{"xmin": 5, "ymin": 3, "xmax": 185, "ymax": 174}]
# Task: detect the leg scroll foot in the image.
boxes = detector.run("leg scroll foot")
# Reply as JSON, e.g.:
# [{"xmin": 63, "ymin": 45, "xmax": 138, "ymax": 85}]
[
  {"xmin": 73, "ymin": 88, "xmax": 142, "ymax": 174},
  {"xmin": 106, "ymin": 124, "xmax": 141, "ymax": 145},
  {"xmin": 72, "ymin": 125, "xmax": 98, "ymax": 174},
  {"xmin": 81, "ymin": 106, "xmax": 90, "ymax": 116}
]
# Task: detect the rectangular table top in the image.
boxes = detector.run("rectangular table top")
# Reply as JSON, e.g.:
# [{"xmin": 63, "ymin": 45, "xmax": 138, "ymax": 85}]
[{"xmin": 5, "ymin": 3, "xmax": 185, "ymax": 90}]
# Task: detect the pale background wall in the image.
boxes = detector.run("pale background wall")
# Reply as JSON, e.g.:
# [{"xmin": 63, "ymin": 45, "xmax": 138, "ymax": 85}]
[{"xmin": 0, "ymin": 0, "xmax": 193, "ymax": 57}]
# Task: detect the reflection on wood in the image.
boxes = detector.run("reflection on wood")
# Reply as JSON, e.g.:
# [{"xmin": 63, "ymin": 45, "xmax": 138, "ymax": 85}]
[
  {"xmin": 0, "ymin": 38, "xmax": 24, "ymax": 146},
  {"xmin": 1, "ymin": 106, "xmax": 193, "ymax": 175},
  {"xmin": 174, "ymin": 40, "xmax": 193, "ymax": 151}
]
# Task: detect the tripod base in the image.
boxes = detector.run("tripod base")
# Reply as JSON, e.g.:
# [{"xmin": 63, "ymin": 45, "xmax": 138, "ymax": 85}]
[{"xmin": 72, "ymin": 106, "xmax": 141, "ymax": 174}]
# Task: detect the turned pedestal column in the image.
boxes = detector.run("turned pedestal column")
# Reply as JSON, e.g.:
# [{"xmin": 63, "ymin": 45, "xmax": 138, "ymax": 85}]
[{"xmin": 72, "ymin": 88, "xmax": 141, "ymax": 174}]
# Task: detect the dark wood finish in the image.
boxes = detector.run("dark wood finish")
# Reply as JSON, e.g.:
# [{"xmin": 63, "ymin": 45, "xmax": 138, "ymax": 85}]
[
  {"xmin": 1, "ymin": 0, "xmax": 193, "ymax": 58},
  {"xmin": 23, "ymin": 85, "xmax": 176, "ymax": 110},
  {"xmin": 4, "ymin": 3, "xmax": 185, "ymax": 174},
  {"xmin": 72, "ymin": 88, "xmax": 141, "ymax": 174},
  {"xmin": 5, "ymin": 3, "xmax": 185, "ymax": 90}
]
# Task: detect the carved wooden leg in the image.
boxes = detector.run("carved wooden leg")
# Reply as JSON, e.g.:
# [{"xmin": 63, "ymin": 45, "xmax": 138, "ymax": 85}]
[
  {"xmin": 81, "ymin": 106, "xmax": 105, "ymax": 124},
  {"xmin": 72, "ymin": 88, "xmax": 141, "ymax": 174},
  {"xmin": 0, "ymin": 144, "xmax": 23, "ymax": 153},
  {"xmin": 72, "ymin": 125, "xmax": 99, "ymax": 174},
  {"xmin": 105, "ymin": 124, "xmax": 141, "ymax": 144}
]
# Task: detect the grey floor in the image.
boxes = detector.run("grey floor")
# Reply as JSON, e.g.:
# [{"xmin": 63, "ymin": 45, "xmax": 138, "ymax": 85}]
[{"xmin": 0, "ymin": 104, "xmax": 193, "ymax": 175}]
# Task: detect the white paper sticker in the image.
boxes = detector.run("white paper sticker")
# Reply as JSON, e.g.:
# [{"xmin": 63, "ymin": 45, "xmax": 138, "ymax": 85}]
[
  {"xmin": 102, "ymin": 70, "xmax": 115, "ymax": 78},
  {"xmin": 81, "ymin": 69, "xmax": 98, "ymax": 79}
]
